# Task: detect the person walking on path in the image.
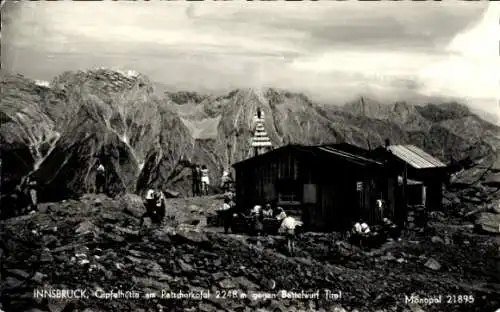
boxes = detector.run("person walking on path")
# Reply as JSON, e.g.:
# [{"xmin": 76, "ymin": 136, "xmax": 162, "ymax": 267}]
[{"xmin": 278, "ymin": 216, "xmax": 303, "ymax": 256}]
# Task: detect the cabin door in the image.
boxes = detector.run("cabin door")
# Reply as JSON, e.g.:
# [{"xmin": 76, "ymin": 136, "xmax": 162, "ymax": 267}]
[{"xmin": 318, "ymin": 184, "xmax": 335, "ymax": 231}]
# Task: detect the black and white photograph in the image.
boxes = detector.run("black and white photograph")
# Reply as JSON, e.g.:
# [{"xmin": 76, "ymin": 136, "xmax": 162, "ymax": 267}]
[{"xmin": 1, "ymin": 1, "xmax": 500, "ymax": 311}]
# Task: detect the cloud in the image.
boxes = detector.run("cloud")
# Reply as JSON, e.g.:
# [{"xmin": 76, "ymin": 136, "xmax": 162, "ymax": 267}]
[
  {"xmin": 417, "ymin": 3, "xmax": 500, "ymax": 113},
  {"xmin": 1, "ymin": 0, "xmax": 496, "ymax": 115}
]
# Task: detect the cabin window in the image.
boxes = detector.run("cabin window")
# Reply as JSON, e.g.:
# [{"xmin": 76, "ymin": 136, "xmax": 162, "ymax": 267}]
[
  {"xmin": 356, "ymin": 181, "xmax": 363, "ymax": 191},
  {"xmin": 277, "ymin": 179, "xmax": 301, "ymax": 204},
  {"xmin": 303, "ymin": 184, "xmax": 317, "ymax": 204}
]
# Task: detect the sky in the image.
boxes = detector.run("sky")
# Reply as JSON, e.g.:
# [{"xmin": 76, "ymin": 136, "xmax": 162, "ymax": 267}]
[{"xmin": 1, "ymin": 1, "xmax": 499, "ymax": 118}]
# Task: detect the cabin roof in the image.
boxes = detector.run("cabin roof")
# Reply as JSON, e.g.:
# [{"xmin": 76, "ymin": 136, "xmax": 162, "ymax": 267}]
[
  {"xmin": 232, "ymin": 143, "xmax": 384, "ymax": 168},
  {"xmin": 386, "ymin": 145, "xmax": 446, "ymax": 169}
]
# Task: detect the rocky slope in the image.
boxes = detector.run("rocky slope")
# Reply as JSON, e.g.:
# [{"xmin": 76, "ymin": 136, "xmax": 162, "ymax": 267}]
[
  {"xmin": 2, "ymin": 70, "xmax": 499, "ymax": 211},
  {"xmin": 1, "ymin": 70, "xmax": 196, "ymax": 205},
  {"xmin": 1, "ymin": 194, "xmax": 499, "ymax": 312}
]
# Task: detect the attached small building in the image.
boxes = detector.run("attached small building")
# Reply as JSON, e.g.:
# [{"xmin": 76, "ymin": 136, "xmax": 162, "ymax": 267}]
[
  {"xmin": 232, "ymin": 144, "xmax": 402, "ymax": 232},
  {"xmin": 370, "ymin": 144, "xmax": 448, "ymax": 211}
]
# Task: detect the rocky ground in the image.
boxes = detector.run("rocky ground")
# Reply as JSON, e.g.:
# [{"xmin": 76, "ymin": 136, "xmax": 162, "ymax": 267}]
[{"xmin": 1, "ymin": 194, "xmax": 500, "ymax": 312}]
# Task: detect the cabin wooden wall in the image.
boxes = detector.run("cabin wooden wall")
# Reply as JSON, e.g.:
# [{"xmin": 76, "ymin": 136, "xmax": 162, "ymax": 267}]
[
  {"xmin": 387, "ymin": 176, "xmax": 397, "ymax": 219},
  {"xmin": 235, "ymin": 148, "xmax": 402, "ymax": 231},
  {"xmin": 235, "ymin": 148, "xmax": 304, "ymax": 210},
  {"xmin": 310, "ymin": 159, "xmax": 386, "ymax": 231}
]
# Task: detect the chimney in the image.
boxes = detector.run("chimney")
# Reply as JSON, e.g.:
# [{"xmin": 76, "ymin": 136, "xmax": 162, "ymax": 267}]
[{"xmin": 384, "ymin": 139, "xmax": 391, "ymax": 149}]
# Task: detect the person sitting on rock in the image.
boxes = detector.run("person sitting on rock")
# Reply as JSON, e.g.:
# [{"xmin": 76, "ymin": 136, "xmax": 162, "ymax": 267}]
[
  {"xmin": 352, "ymin": 220, "xmax": 371, "ymax": 246},
  {"xmin": 353, "ymin": 222, "xmax": 362, "ymax": 234},
  {"xmin": 251, "ymin": 205, "xmax": 262, "ymax": 216},
  {"xmin": 278, "ymin": 216, "xmax": 303, "ymax": 256},
  {"xmin": 360, "ymin": 222, "xmax": 371, "ymax": 234},
  {"xmin": 383, "ymin": 217, "xmax": 400, "ymax": 241},
  {"xmin": 262, "ymin": 203, "xmax": 274, "ymax": 218}
]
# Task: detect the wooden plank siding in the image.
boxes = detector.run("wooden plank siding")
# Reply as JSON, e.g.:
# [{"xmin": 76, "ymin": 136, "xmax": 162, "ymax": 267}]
[{"xmin": 233, "ymin": 145, "xmax": 402, "ymax": 232}]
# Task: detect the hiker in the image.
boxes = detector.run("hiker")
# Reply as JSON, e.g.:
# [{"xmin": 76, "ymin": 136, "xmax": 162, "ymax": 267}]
[
  {"xmin": 383, "ymin": 217, "xmax": 401, "ymax": 241},
  {"xmin": 224, "ymin": 190, "xmax": 234, "ymax": 203},
  {"xmin": 191, "ymin": 164, "xmax": 200, "ymax": 197},
  {"xmin": 262, "ymin": 203, "xmax": 273, "ymax": 218},
  {"xmin": 275, "ymin": 206, "xmax": 287, "ymax": 221},
  {"xmin": 351, "ymin": 220, "xmax": 372, "ymax": 246},
  {"xmin": 251, "ymin": 205, "xmax": 262, "ymax": 216},
  {"xmin": 220, "ymin": 170, "xmax": 233, "ymax": 193},
  {"xmin": 196, "ymin": 165, "xmax": 203, "ymax": 195},
  {"xmin": 253, "ymin": 207, "xmax": 264, "ymax": 236},
  {"xmin": 140, "ymin": 189, "xmax": 157, "ymax": 226},
  {"xmin": 95, "ymin": 161, "xmax": 106, "ymax": 194},
  {"xmin": 200, "ymin": 165, "xmax": 209, "ymax": 195},
  {"xmin": 219, "ymin": 197, "xmax": 233, "ymax": 234},
  {"xmin": 376, "ymin": 198, "xmax": 385, "ymax": 222},
  {"xmin": 153, "ymin": 190, "xmax": 166, "ymax": 225},
  {"xmin": 24, "ymin": 176, "xmax": 39, "ymax": 213},
  {"xmin": 278, "ymin": 216, "xmax": 303, "ymax": 256}
]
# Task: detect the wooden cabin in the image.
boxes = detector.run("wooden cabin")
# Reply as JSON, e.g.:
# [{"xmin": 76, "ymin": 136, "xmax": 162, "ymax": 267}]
[
  {"xmin": 370, "ymin": 144, "xmax": 448, "ymax": 211},
  {"xmin": 232, "ymin": 144, "xmax": 402, "ymax": 232}
]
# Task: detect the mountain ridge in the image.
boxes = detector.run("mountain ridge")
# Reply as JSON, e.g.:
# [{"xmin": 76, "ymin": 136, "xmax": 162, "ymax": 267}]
[{"xmin": 1, "ymin": 69, "xmax": 499, "ymax": 205}]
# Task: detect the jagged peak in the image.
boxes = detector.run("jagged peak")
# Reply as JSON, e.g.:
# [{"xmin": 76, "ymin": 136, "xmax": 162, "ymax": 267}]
[
  {"xmin": 219, "ymin": 87, "xmax": 312, "ymax": 104},
  {"xmin": 87, "ymin": 67, "xmax": 144, "ymax": 79},
  {"xmin": 50, "ymin": 68, "xmax": 154, "ymax": 95},
  {"xmin": 165, "ymin": 90, "xmax": 210, "ymax": 105}
]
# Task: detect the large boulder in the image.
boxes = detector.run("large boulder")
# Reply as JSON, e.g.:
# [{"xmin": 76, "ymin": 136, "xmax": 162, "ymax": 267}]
[{"xmin": 475, "ymin": 213, "xmax": 500, "ymax": 234}]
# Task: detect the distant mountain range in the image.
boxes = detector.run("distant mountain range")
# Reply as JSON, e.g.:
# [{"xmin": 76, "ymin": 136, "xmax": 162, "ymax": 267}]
[{"xmin": 1, "ymin": 69, "xmax": 499, "ymax": 201}]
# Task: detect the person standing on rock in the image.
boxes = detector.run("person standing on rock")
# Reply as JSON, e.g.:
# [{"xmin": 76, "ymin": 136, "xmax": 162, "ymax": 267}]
[
  {"xmin": 278, "ymin": 216, "xmax": 303, "ymax": 256},
  {"xmin": 153, "ymin": 190, "xmax": 166, "ymax": 225},
  {"xmin": 24, "ymin": 176, "xmax": 39, "ymax": 213},
  {"xmin": 262, "ymin": 203, "xmax": 273, "ymax": 218},
  {"xmin": 95, "ymin": 161, "xmax": 106, "ymax": 194},
  {"xmin": 200, "ymin": 165, "xmax": 209, "ymax": 195},
  {"xmin": 376, "ymin": 198, "xmax": 385, "ymax": 222},
  {"xmin": 191, "ymin": 164, "xmax": 200, "ymax": 197},
  {"xmin": 140, "ymin": 189, "xmax": 157, "ymax": 226},
  {"xmin": 196, "ymin": 165, "xmax": 203, "ymax": 196},
  {"xmin": 252, "ymin": 206, "xmax": 265, "ymax": 236},
  {"xmin": 220, "ymin": 197, "xmax": 233, "ymax": 234},
  {"xmin": 220, "ymin": 169, "xmax": 233, "ymax": 193}
]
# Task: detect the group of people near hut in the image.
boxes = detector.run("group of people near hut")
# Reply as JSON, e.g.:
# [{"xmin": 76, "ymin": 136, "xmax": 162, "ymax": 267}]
[
  {"xmin": 349, "ymin": 199, "xmax": 401, "ymax": 247},
  {"xmin": 250, "ymin": 203, "xmax": 303, "ymax": 255},
  {"xmin": 218, "ymin": 198, "xmax": 303, "ymax": 256}
]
